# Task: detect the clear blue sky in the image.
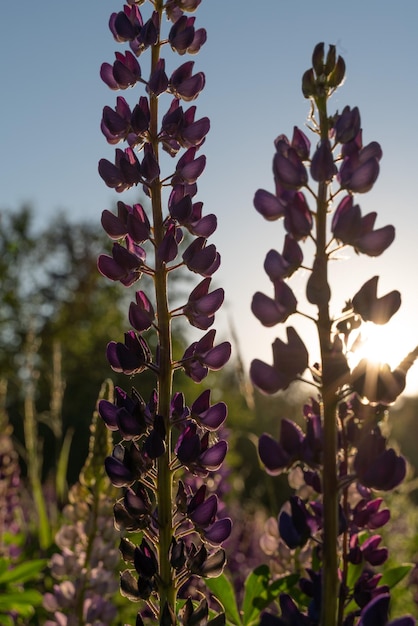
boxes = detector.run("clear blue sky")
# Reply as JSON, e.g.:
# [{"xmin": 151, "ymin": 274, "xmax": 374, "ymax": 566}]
[{"xmin": 2, "ymin": 1, "xmax": 418, "ymax": 392}]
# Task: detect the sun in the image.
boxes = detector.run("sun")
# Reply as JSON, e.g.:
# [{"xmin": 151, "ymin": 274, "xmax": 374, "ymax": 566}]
[{"xmin": 348, "ymin": 319, "xmax": 418, "ymax": 395}]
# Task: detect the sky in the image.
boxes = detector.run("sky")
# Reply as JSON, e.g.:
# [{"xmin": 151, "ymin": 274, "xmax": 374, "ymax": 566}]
[{"xmin": 2, "ymin": 0, "xmax": 418, "ymax": 393}]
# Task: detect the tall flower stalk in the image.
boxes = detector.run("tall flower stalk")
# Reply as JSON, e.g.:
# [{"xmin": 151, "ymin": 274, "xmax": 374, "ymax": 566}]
[
  {"xmin": 251, "ymin": 44, "xmax": 417, "ymax": 626},
  {"xmin": 97, "ymin": 1, "xmax": 231, "ymax": 623}
]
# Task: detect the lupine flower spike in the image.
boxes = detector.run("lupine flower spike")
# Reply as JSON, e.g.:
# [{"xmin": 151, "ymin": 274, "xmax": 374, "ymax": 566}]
[
  {"xmin": 252, "ymin": 43, "xmax": 417, "ymax": 626},
  {"xmin": 98, "ymin": 2, "xmax": 230, "ymax": 624}
]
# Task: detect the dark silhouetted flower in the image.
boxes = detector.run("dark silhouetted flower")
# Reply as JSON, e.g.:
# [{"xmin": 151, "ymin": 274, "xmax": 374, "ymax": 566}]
[
  {"xmin": 264, "ymin": 236, "xmax": 303, "ymax": 281},
  {"xmin": 351, "ymin": 359, "xmax": 406, "ymax": 405},
  {"xmin": 358, "ymin": 593, "xmax": 415, "ymax": 626},
  {"xmin": 332, "ymin": 195, "xmax": 395, "ymax": 256},
  {"xmin": 283, "ymin": 192, "xmax": 313, "ymax": 240},
  {"xmin": 250, "ymin": 327, "xmax": 308, "ymax": 394},
  {"xmin": 338, "ymin": 137, "xmax": 382, "ymax": 193},
  {"xmin": 258, "ymin": 419, "xmax": 304, "ymax": 475},
  {"xmin": 354, "ymin": 427, "xmax": 406, "ymax": 490},
  {"xmin": 273, "ymin": 137, "xmax": 308, "ymax": 190},
  {"xmin": 253, "ymin": 188, "xmax": 286, "ymax": 221},
  {"xmin": 351, "ymin": 276, "xmax": 401, "ymax": 324},
  {"xmin": 251, "ymin": 281, "xmax": 297, "ymax": 327},
  {"xmin": 147, "ymin": 58, "xmax": 169, "ymax": 96},
  {"xmin": 310, "ymin": 139, "xmax": 337, "ymax": 182},
  {"xmin": 334, "ymin": 105, "xmax": 361, "ymax": 144}
]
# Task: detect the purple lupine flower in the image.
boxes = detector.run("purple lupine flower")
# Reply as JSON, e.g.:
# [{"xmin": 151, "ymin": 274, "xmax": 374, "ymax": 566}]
[
  {"xmin": 253, "ymin": 188, "xmax": 286, "ymax": 221},
  {"xmin": 98, "ymin": 240, "xmax": 146, "ymax": 286},
  {"xmin": 260, "ymin": 593, "xmax": 311, "ymax": 626},
  {"xmin": 283, "ymin": 191, "xmax": 313, "ymax": 240},
  {"xmin": 358, "ymin": 593, "xmax": 415, "ymax": 626},
  {"xmin": 157, "ymin": 220, "xmax": 181, "ymax": 263},
  {"xmin": 352, "ymin": 498, "xmax": 390, "ymax": 531},
  {"xmin": 310, "ymin": 139, "xmax": 337, "ymax": 182},
  {"xmin": 182, "ymin": 237, "xmax": 220, "ymax": 276},
  {"xmin": 161, "ymin": 99, "xmax": 210, "ymax": 153},
  {"xmin": 251, "ymin": 280, "xmax": 297, "ymax": 327},
  {"xmin": 250, "ymin": 327, "xmax": 308, "ymax": 394},
  {"xmin": 182, "ymin": 278, "xmax": 224, "ymax": 329},
  {"xmin": 99, "ymin": 386, "xmax": 148, "ymax": 440},
  {"xmin": 354, "ymin": 427, "xmax": 407, "ymax": 490},
  {"xmin": 101, "ymin": 201, "xmax": 151, "ymax": 243},
  {"xmin": 258, "ymin": 419, "xmax": 304, "ymax": 475},
  {"xmin": 169, "ymin": 61, "xmax": 205, "ymax": 100},
  {"xmin": 264, "ymin": 236, "xmax": 303, "ymax": 281},
  {"xmin": 349, "ymin": 533, "xmax": 388, "ymax": 567},
  {"xmin": 351, "ymin": 359, "xmax": 406, "ymax": 405},
  {"xmin": 129, "ymin": 290, "xmax": 155, "ymax": 332},
  {"xmin": 109, "ymin": 5, "xmax": 143, "ymax": 43},
  {"xmin": 331, "ymin": 195, "xmax": 395, "ymax": 256},
  {"xmin": 279, "ymin": 496, "xmax": 319, "ymax": 550},
  {"xmin": 106, "ymin": 330, "xmax": 152, "ymax": 375},
  {"xmin": 140, "ymin": 143, "xmax": 160, "ymax": 184},
  {"xmin": 186, "ymin": 544, "xmax": 226, "ymax": 578},
  {"xmin": 291, "ymin": 126, "xmax": 311, "ymax": 160},
  {"xmin": 351, "ymin": 276, "xmax": 401, "ymax": 324},
  {"xmin": 99, "ymin": 147, "xmax": 143, "ymax": 192},
  {"xmin": 147, "ymin": 58, "xmax": 169, "ymax": 96},
  {"xmin": 334, "ymin": 105, "xmax": 361, "ymax": 144},
  {"xmin": 134, "ymin": 539, "xmax": 158, "ymax": 579},
  {"xmin": 130, "ymin": 12, "xmax": 160, "ymax": 55},
  {"xmin": 273, "ymin": 136, "xmax": 308, "ymax": 189},
  {"xmin": 105, "ymin": 441, "xmax": 151, "ymax": 488},
  {"xmin": 169, "ymin": 187, "xmax": 217, "ymax": 236},
  {"xmin": 190, "ymin": 389, "xmax": 227, "ymax": 431},
  {"xmin": 169, "ymin": 16, "xmax": 205, "ymax": 55},
  {"xmin": 176, "ymin": 422, "xmax": 227, "ymax": 474},
  {"xmin": 101, "ymin": 96, "xmax": 133, "ymax": 144},
  {"xmin": 173, "ymin": 147, "xmax": 206, "ymax": 184},
  {"xmin": 166, "ymin": 0, "xmax": 202, "ymax": 23},
  {"xmin": 100, "ymin": 51, "xmax": 142, "ymax": 90},
  {"xmin": 338, "ymin": 136, "xmax": 382, "ymax": 193}
]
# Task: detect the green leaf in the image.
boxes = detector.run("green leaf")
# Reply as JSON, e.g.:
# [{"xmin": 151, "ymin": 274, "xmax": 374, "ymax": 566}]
[
  {"xmin": 346, "ymin": 561, "xmax": 364, "ymax": 590},
  {"xmin": 205, "ymin": 574, "xmax": 242, "ymax": 626},
  {"xmin": 380, "ymin": 564, "xmax": 414, "ymax": 589},
  {"xmin": 0, "ymin": 589, "xmax": 43, "ymax": 616},
  {"xmin": 242, "ymin": 565, "xmax": 270, "ymax": 625},
  {"xmin": 0, "ymin": 559, "xmax": 46, "ymax": 585},
  {"xmin": 242, "ymin": 566, "xmax": 299, "ymax": 626}
]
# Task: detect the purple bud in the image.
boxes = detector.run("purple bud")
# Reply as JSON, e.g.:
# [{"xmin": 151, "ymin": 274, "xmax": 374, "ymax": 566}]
[{"xmin": 310, "ymin": 139, "xmax": 337, "ymax": 182}]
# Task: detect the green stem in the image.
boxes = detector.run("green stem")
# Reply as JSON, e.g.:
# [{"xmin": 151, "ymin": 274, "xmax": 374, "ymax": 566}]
[
  {"xmin": 315, "ymin": 95, "xmax": 339, "ymax": 626},
  {"xmin": 149, "ymin": 4, "xmax": 176, "ymax": 617}
]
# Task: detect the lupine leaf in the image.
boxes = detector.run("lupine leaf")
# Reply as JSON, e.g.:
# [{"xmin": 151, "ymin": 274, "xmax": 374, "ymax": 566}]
[
  {"xmin": 0, "ymin": 589, "xmax": 43, "ymax": 615},
  {"xmin": 0, "ymin": 559, "xmax": 46, "ymax": 585},
  {"xmin": 205, "ymin": 574, "xmax": 242, "ymax": 626},
  {"xmin": 380, "ymin": 564, "xmax": 414, "ymax": 589},
  {"xmin": 242, "ymin": 566, "xmax": 300, "ymax": 626}
]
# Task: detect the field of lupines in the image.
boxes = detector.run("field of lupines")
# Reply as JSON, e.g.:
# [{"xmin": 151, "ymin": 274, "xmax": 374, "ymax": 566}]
[{"xmin": 2, "ymin": 1, "xmax": 418, "ymax": 625}]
